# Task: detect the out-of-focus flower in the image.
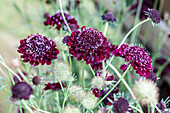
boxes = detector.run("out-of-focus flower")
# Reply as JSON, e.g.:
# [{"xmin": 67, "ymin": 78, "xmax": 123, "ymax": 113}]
[
  {"xmin": 17, "ymin": 33, "xmax": 59, "ymax": 66},
  {"xmin": 91, "ymin": 76, "xmax": 105, "ymax": 89},
  {"xmin": 11, "ymin": 57, "xmax": 21, "ymax": 68},
  {"xmin": 44, "ymin": 11, "xmax": 79, "ymax": 31},
  {"xmin": 54, "ymin": 37, "xmax": 67, "ymax": 52},
  {"xmin": 32, "ymin": 75, "xmax": 41, "ymax": 86},
  {"xmin": 65, "ymin": 26, "xmax": 114, "ymax": 70},
  {"xmin": 146, "ymin": 71, "xmax": 157, "ymax": 83},
  {"xmin": 101, "ymin": 12, "xmax": 116, "ymax": 22},
  {"xmin": 13, "ymin": 71, "xmax": 28, "ymax": 84},
  {"xmin": 156, "ymin": 101, "xmax": 166, "ymax": 113},
  {"xmin": 113, "ymin": 97, "xmax": 129, "ymax": 113},
  {"xmin": 113, "ymin": 44, "xmax": 153, "ymax": 77},
  {"xmin": 11, "ymin": 82, "xmax": 33, "ymax": 100},
  {"xmin": 45, "ymin": 0, "xmax": 56, "ymax": 4},
  {"xmin": 63, "ymin": 105, "xmax": 81, "ymax": 113},
  {"xmin": 68, "ymin": 85, "xmax": 86, "ymax": 103},
  {"xmin": 44, "ymin": 82, "xmax": 66, "ymax": 91},
  {"xmin": 145, "ymin": 9, "xmax": 161, "ymax": 24},
  {"xmin": 133, "ymin": 78, "xmax": 159, "ymax": 105},
  {"xmin": 44, "ymin": 12, "xmax": 50, "ymax": 19}
]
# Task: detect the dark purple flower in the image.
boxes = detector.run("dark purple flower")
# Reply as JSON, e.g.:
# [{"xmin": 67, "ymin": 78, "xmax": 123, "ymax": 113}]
[
  {"xmin": 44, "ymin": 11, "xmax": 79, "ymax": 31},
  {"xmin": 113, "ymin": 97, "xmax": 129, "ymax": 113},
  {"xmin": 17, "ymin": 33, "xmax": 60, "ymax": 66},
  {"xmin": 120, "ymin": 63, "xmax": 130, "ymax": 73},
  {"xmin": 32, "ymin": 76, "xmax": 41, "ymax": 86},
  {"xmin": 44, "ymin": 12, "xmax": 50, "ymax": 19},
  {"xmin": 44, "ymin": 82, "xmax": 66, "ymax": 91},
  {"xmin": 101, "ymin": 12, "xmax": 116, "ymax": 22},
  {"xmin": 62, "ymin": 35, "xmax": 70, "ymax": 44},
  {"xmin": 13, "ymin": 71, "xmax": 28, "ymax": 83},
  {"xmin": 113, "ymin": 44, "xmax": 153, "ymax": 77},
  {"xmin": 105, "ymin": 72, "xmax": 114, "ymax": 81},
  {"xmin": 92, "ymin": 87, "xmax": 100, "ymax": 97},
  {"xmin": 146, "ymin": 71, "xmax": 157, "ymax": 83},
  {"xmin": 146, "ymin": 9, "xmax": 161, "ymax": 24},
  {"xmin": 11, "ymin": 82, "xmax": 33, "ymax": 100},
  {"xmin": 66, "ymin": 26, "xmax": 114, "ymax": 70},
  {"xmin": 156, "ymin": 101, "xmax": 166, "ymax": 113}
]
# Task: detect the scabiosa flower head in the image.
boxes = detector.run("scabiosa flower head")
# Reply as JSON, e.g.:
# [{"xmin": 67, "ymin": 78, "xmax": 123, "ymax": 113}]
[
  {"xmin": 65, "ymin": 26, "xmax": 114, "ymax": 70},
  {"xmin": 54, "ymin": 37, "xmax": 67, "ymax": 52},
  {"xmin": 11, "ymin": 82, "xmax": 33, "ymax": 100},
  {"xmin": 11, "ymin": 57, "xmax": 21, "ymax": 68},
  {"xmin": 69, "ymin": 85, "xmax": 86, "ymax": 103},
  {"xmin": 55, "ymin": 61, "xmax": 71, "ymax": 82},
  {"xmin": 145, "ymin": 9, "xmax": 161, "ymax": 24},
  {"xmin": 63, "ymin": 105, "xmax": 81, "ymax": 113},
  {"xmin": 81, "ymin": 92, "xmax": 98, "ymax": 110},
  {"xmin": 17, "ymin": 33, "xmax": 59, "ymax": 66},
  {"xmin": 44, "ymin": 11, "xmax": 79, "ymax": 31},
  {"xmin": 113, "ymin": 44, "xmax": 153, "ymax": 77},
  {"xmin": 146, "ymin": 71, "xmax": 157, "ymax": 83},
  {"xmin": 113, "ymin": 97, "xmax": 129, "ymax": 113},
  {"xmin": 91, "ymin": 76, "xmax": 104, "ymax": 89},
  {"xmin": 133, "ymin": 78, "xmax": 159, "ymax": 105},
  {"xmin": 32, "ymin": 75, "xmax": 41, "ymax": 86},
  {"xmin": 101, "ymin": 12, "xmax": 116, "ymax": 22},
  {"xmin": 44, "ymin": 82, "xmax": 66, "ymax": 91}
]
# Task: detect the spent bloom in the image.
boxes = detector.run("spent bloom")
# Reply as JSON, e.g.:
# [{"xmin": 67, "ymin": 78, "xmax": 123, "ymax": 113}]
[
  {"xmin": 101, "ymin": 12, "xmax": 116, "ymax": 22},
  {"xmin": 113, "ymin": 97, "xmax": 129, "ymax": 113},
  {"xmin": 113, "ymin": 44, "xmax": 153, "ymax": 77},
  {"xmin": 44, "ymin": 82, "xmax": 66, "ymax": 91},
  {"xmin": 133, "ymin": 78, "xmax": 159, "ymax": 105},
  {"xmin": 44, "ymin": 11, "xmax": 79, "ymax": 31},
  {"xmin": 17, "ymin": 33, "xmax": 59, "ymax": 66},
  {"xmin": 63, "ymin": 105, "xmax": 81, "ymax": 113},
  {"xmin": 64, "ymin": 26, "xmax": 114, "ymax": 70},
  {"xmin": 11, "ymin": 82, "xmax": 33, "ymax": 100}
]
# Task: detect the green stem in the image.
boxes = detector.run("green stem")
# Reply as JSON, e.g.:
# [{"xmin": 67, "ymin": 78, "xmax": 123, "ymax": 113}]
[
  {"xmin": 62, "ymin": 81, "xmax": 72, "ymax": 111},
  {"xmin": 21, "ymin": 99, "xmax": 34, "ymax": 113},
  {"xmin": 88, "ymin": 64, "xmax": 95, "ymax": 76},
  {"xmin": 91, "ymin": 65, "xmax": 131, "ymax": 110},
  {"xmin": 19, "ymin": 104, "xmax": 23, "ymax": 113},
  {"xmin": 154, "ymin": 104, "xmax": 161, "ymax": 113},
  {"xmin": 17, "ymin": 68, "xmax": 29, "ymax": 83},
  {"xmin": 103, "ymin": 22, "xmax": 108, "ymax": 36},
  {"xmin": 59, "ymin": 0, "xmax": 72, "ymax": 33},
  {"xmin": 9, "ymin": 104, "xmax": 13, "ymax": 113},
  {"xmin": 108, "ymin": 63, "xmax": 136, "ymax": 100},
  {"xmin": 0, "ymin": 67, "xmax": 11, "ymax": 86},
  {"xmin": 82, "ymin": 61, "xmax": 86, "ymax": 89},
  {"xmin": 105, "ymin": 18, "xmax": 151, "ymax": 70},
  {"xmin": 129, "ymin": 105, "xmax": 143, "ymax": 113},
  {"xmin": 39, "ymin": 64, "xmax": 42, "ymax": 76}
]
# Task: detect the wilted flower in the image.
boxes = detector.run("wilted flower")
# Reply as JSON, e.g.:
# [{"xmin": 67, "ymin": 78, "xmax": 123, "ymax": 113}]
[
  {"xmin": 113, "ymin": 44, "xmax": 153, "ymax": 77},
  {"xmin": 133, "ymin": 78, "xmax": 159, "ymax": 105},
  {"xmin": 113, "ymin": 97, "xmax": 129, "ymax": 113},
  {"xmin": 101, "ymin": 12, "xmax": 116, "ymax": 22},
  {"xmin": 44, "ymin": 11, "xmax": 79, "ymax": 31},
  {"xmin": 65, "ymin": 26, "xmax": 114, "ymax": 70},
  {"xmin": 68, "ymin": 85, "xmax": 86, "ymax": 103},
  {"xmin": 11, "ymin": 82, "xmax": 33, "ymax": 100},
  {"xmin": 44, "ymin": 82, "xmax": 66, "ymax": 91},
  {"xmin": 32, "ymin": 75, "xmax": 41, "ymax": 86},
  {"xmin": 17, "ymin": 33, "xmax": 59, "ymax": 66}
]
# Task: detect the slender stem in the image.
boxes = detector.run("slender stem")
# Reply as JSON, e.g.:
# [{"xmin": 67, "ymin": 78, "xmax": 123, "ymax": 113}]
[
  {"xmin": 17, "ymin": 68, "xmax": 29, "ymax": 83},
  {"xmin": 62, "ymin": 81, "xmax": 71, "ymax": 111},
  {"xmin": 21, "ymin": 99, "xmax": 34, "ymax": 113},
  {"xmin": 39, "ymin": 64, "xmax": 42, "ymax": 76},
  {"xmin": 105, "ymin": 18, "xmax": 151, "ymax": 70},
  {"xmin": 108, "ymin": 63, "xmax": 136, "ymax": 99},
  {"xmin": 103, "ymin": 22, "xmax": 108, "ymax": 36},
  {"xmin": 0, "ymin": 68, "xmax": 11, "ymax": 86},
  {"xmin": 88, "ymin": 64, "xmax": 95, "ymax": 76},
  {"xmin": 19, "ymin": 104, "xmax": 23, "ymax": 113},
  {"xmin": 91, "ymin": 65, "xmax": 131, "ymax": 110},
  {"xmin": 82, "ymin": 61, "xmax": 86, "ymax": 89},
  {"xmin": 0, "ymin": 61, "xmax": 22, "ymax": 83},
  {"xmin": 129, "ymin": 105, "xmax": 143, "ymax": 113},
  {"xmin": 9, "ymin": 104, "xmax": 13, "ymax": 113},
  {"xmin": 59, "ymin": 0, "xmax": 72, "ymax": 33},
  {"xmin": 154, "ymin": 104, "xmax": 162, "ymax": 113}
]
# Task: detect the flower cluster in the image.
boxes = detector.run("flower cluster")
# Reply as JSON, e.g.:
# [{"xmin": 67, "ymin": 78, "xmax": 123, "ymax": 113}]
[
  {"xmin": 44, "ymin": 11, "xmax": 79, "ymax": 31},
  {"xmin": 64, "ymin": 26, "xmax": 114, "ymax": 70},
  {"xmin": 17, "ymin": 33, "xmax": 60, "ymax": 66},
  {"xmin": 44, "ymin": 82, "xmax": 66, "ymax": 91},
  {"xmin": 113, "ymin": 44, "xmax": 153, "ymax": 77}
]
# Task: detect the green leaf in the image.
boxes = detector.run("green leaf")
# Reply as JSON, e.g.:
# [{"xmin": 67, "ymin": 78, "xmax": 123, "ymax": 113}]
[{"xmin": 13, "ymin": 2, "xmax": 23, "ymax": 17}]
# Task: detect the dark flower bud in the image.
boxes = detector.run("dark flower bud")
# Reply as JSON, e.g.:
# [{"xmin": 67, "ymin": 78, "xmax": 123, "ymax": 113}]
[
  {"xmin": 11, "ymin": 82, "xmax": 33, "ymax": 100},
  {"xmin": 146, "ymin": 9, "xmax": 161, "ymax": 24},
  {"xmin": 101, "ymin": 12, "xmax": 116, "ymax": 22},
  {"xmin": 32, "ymin": 76, "xmax": 41, "ymax": 86},
  {"xmin": 113, "ymin": 97, "xmax": 129, "ymax": 113}
]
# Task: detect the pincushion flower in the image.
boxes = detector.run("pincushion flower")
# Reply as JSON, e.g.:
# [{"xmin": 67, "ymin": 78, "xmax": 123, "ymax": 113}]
[
  {"xmin": 145, "ymin": 8, "xmax": 161, "ymax": 24},
  {"xmin": 44, "ymin": 82, "xmax": 66, "ymax": 91},
  {"xmin": 64, "ymin": 26, "xmax": 114, "ymax": 70},
  {"xmin": 11, "ymin": 82, "xmax": 33, "ymax": 100},
  {"xmin": 113, "ymin": 97, "xmax": 129, "ymax": 113},
  {"xmin": 44, "ymin": 11, "xmax": 79, "ymax": 31},
  {"xmin": 17, "ymin": 33, "xmax": 59, "ymax": 66},
  {"xmin": 113, "ymin": 44, "xmax": 153, "ymax": 77},
  {"xmin": 101, "ymin": 12, "xmax": 116, "ymax": 22}
]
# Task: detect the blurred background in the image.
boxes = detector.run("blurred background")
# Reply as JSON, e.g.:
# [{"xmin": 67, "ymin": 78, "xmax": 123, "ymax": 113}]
[{"xmin": 0, "ymin": 0, "xmax": 169, "ymax": 112}]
